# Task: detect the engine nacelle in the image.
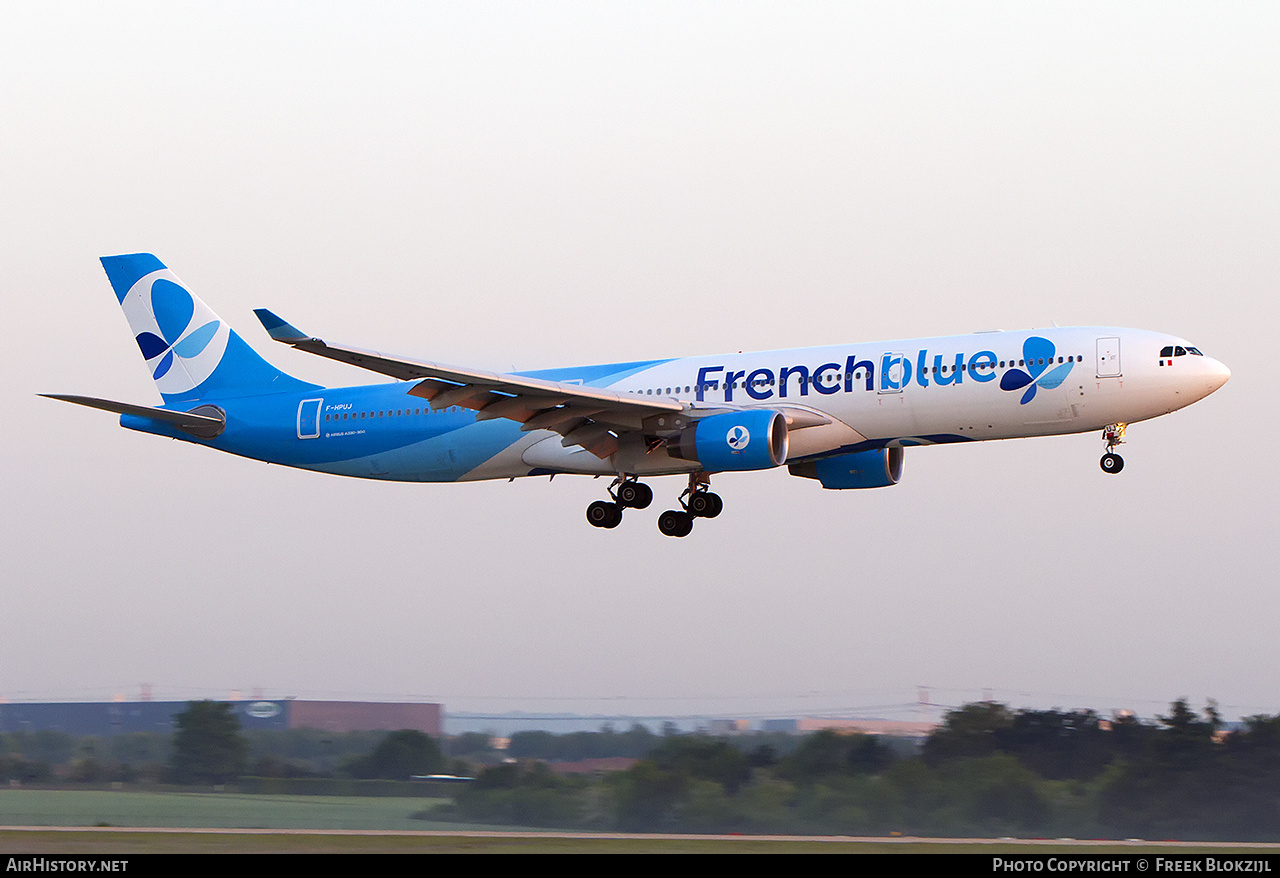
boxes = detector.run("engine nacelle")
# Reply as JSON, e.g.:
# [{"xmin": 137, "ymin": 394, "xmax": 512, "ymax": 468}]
[
  {"xmin": 668, "ymin": 410, "xmax": 788, "ymax": 471},
  {"xmin": 788, "ymin": 447, "xmax": 904, "ymax": 489}
]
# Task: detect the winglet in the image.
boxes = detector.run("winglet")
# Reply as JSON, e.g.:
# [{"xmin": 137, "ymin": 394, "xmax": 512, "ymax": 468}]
[{"xmin": 254, "ymin": 309, "xmax": 313, "ymax": 344}]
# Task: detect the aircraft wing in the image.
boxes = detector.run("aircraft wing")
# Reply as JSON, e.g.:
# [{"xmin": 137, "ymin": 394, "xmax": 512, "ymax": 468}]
[{"xmin": 254, "ymin": 309, "xmax": 683, "ymax": 458}]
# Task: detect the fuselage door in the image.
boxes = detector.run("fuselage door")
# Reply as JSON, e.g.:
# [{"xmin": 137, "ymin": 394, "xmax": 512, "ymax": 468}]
[
  {"xmin": 879, "ymin": 352, "xmax": 907, "ymax": 394},
  {"xmin": 297, "ymin": 398, "xmax": 323, "ymax": 439},
  {"xmin": 1096, "ymin": 338, "xmax": 1122, "ymax": 378}
]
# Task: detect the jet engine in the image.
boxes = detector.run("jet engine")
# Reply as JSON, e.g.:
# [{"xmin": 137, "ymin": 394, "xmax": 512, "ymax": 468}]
[
  {"xmin": 667, "ymin": 410, "xmax": 788, "ymax": 472},
  {"xmin": 788, "ymin": 447, "xmax": 904, "ymax": 489}
]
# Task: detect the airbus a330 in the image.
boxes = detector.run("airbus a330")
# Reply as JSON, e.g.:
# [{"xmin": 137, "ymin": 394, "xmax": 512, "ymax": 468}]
[{"xmin": 45, "ymin": 254, "xmax": 1230, "ymax": 537}]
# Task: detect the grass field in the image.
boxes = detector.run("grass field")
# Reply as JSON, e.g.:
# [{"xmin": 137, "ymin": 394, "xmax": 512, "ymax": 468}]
[
  {"xmin": 2, "ymin": 791, "xmax": 1279, "ymax": 854},
  {"xmin": 2, "ymin": 829, "xmax": 1279, "ymax": 855},
  {"xmin": 0, "ymin": 789, "xmax": 454, "ymax": 831}
]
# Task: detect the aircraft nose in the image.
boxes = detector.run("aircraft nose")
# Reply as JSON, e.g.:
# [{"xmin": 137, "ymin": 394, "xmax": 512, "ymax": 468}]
[{"xmin": 1206, "ymin": 358, "xmax": 1231, "ymax": 393}]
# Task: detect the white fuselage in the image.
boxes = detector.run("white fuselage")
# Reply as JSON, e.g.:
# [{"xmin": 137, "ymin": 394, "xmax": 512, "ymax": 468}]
[{"xmin": 486, "ymin": 326, "xmax": 1229, "ymax": 479}]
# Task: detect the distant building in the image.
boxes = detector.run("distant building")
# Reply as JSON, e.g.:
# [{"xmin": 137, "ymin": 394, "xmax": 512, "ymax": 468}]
[
  {"xmin": 705, "ymin": 719, "xmax": 753, "ymax": 735},
  {"xmin": 285, "ymin": 701, "xmax": 442, "ymax": 734},
  {"xmin": 0, "ymin": 700, "xmax": 442, "ymax": 736}
]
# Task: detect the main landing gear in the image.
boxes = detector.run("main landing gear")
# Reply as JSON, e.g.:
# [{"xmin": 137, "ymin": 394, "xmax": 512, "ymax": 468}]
[
  {"xmin": 1100, "ymin": 423, "xmax": 1126, "ymax": 474},
  {"xmin": 657, "ymin": 473, "xmax": 722, "ymax": 539},
  {"xmin": 585, "ymin": 475, "xmax": 653, "ymax": 529},
  {"xmin": 584, "ymin": 472, "xmax": 723, "ymax": 538}
]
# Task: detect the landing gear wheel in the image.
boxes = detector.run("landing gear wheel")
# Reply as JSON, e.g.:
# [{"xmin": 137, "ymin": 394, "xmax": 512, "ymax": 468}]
[
  {"xmin": 657, "ymin": 509, "xmax": 694, "ymax": 538},
  {"xmin": 1100, "ymin": 453, "xmax": 1124, "ymax": 474},
  {"xmin": 586, "ymin": 500, "xmax": 623, "ymax": 528},
  {"xmin": 617, "ymin": 481, "xmax": 653, "ymax": 509},
  {"xmin": 688, "ymin": 491, "xmax": 723, "ymax": 518}
]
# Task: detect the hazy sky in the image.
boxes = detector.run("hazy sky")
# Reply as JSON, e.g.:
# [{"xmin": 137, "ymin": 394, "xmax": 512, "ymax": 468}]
[{"xmin": 3, "ymin": 2, "xmax": 1277, "ymax": 725}]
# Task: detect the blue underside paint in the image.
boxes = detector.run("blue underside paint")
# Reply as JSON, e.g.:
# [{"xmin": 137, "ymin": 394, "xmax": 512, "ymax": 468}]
[{"xmin": 121, "ymin": 382, "xmax": 523, "ymax": 482}]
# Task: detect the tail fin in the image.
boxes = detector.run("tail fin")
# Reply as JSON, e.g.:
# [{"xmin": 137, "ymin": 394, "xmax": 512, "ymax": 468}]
[{"xmin": 101, "ymin": 254, "xmax": 318, "ymax": 403}]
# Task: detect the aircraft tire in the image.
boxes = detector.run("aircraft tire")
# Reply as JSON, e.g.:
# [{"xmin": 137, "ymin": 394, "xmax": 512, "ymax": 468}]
[
  {"xmin": 587, "ymin": 500, "xmax": 623, "ymax": 528},
  {"xmin": 1100, "ymin": 453, "xmax": 1124, "ymax": 474},
  {"xmin": 689, "ymin": 492, "xmax": 723, "ymax": 518},
  {"xmin": 618, "ymin": 482, "xmax": 653, "ymax": 509},
  {"xmin": 658, "ymin": 509, "xmax": 694, "ymax": 538}
]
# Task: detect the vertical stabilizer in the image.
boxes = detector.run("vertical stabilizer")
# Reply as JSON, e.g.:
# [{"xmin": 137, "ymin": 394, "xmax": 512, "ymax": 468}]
[{"xmin": 101, "ymin": 254, "xmax": 317, "ymax": 403}]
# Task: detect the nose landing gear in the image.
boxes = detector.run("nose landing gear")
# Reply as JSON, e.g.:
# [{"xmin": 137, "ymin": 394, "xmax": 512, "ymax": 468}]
[{"xmin": 1100, "ymin": 423, "xmax": 1126, "ymax": 474}]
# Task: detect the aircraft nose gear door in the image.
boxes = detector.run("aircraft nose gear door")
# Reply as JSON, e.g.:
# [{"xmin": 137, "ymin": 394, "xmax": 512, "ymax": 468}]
[{"xmin": 297, "ymin": 398, "xmax": 323, "ymax": 439}]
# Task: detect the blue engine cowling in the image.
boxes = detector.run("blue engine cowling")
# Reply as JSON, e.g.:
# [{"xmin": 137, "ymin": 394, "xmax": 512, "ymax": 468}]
[
  {"xmin": 668, "ymin": 410, "xmax": 789, "ymax": 471},
  {"xmin": 787, "ymin": 447, "xmax": 904, "ymax": 489}
]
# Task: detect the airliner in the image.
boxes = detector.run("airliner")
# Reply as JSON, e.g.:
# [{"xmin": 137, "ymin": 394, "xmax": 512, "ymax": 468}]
[{"xmin": 45, "ymin": 254, "xmax": 1230, "ymax": 537}]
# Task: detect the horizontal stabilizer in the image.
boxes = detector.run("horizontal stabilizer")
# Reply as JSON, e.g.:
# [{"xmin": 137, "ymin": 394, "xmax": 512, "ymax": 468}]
[{"xmin": 40, "ymin": 394, "xmax": 225, "ymax": 438}]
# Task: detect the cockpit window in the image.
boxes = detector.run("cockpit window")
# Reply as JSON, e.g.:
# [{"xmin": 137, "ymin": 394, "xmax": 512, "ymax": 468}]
[
  {"xmin": 1160, "ymin": 346, "xmax": 1174, "ymax": 357},
  {"xmin": 1187, "ymin": 347, "xmax": 1203, "ymax": 356}
]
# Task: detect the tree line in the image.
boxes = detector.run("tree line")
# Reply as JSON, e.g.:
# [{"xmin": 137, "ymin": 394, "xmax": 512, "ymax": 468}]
[
  {"xmin": 436, "ymin": 699, "xmax": 1280, "ymax": 840},
  {"xmin": 4, "ymin": 698, "xmax": 1280, "ymax": 839},
  {"xmin": 0, "ymin": 701, "xmax": 449, "ymax": 786}
]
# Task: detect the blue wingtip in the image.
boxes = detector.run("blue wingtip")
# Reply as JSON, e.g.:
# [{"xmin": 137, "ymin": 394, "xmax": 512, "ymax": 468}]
[
  {"xmin": 100, "ymin": 253, "xmax": 167, "ymax": 303},
  {"xmin": 253, "ymin": 308, "xmax": 310, "ymax": 342}
]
